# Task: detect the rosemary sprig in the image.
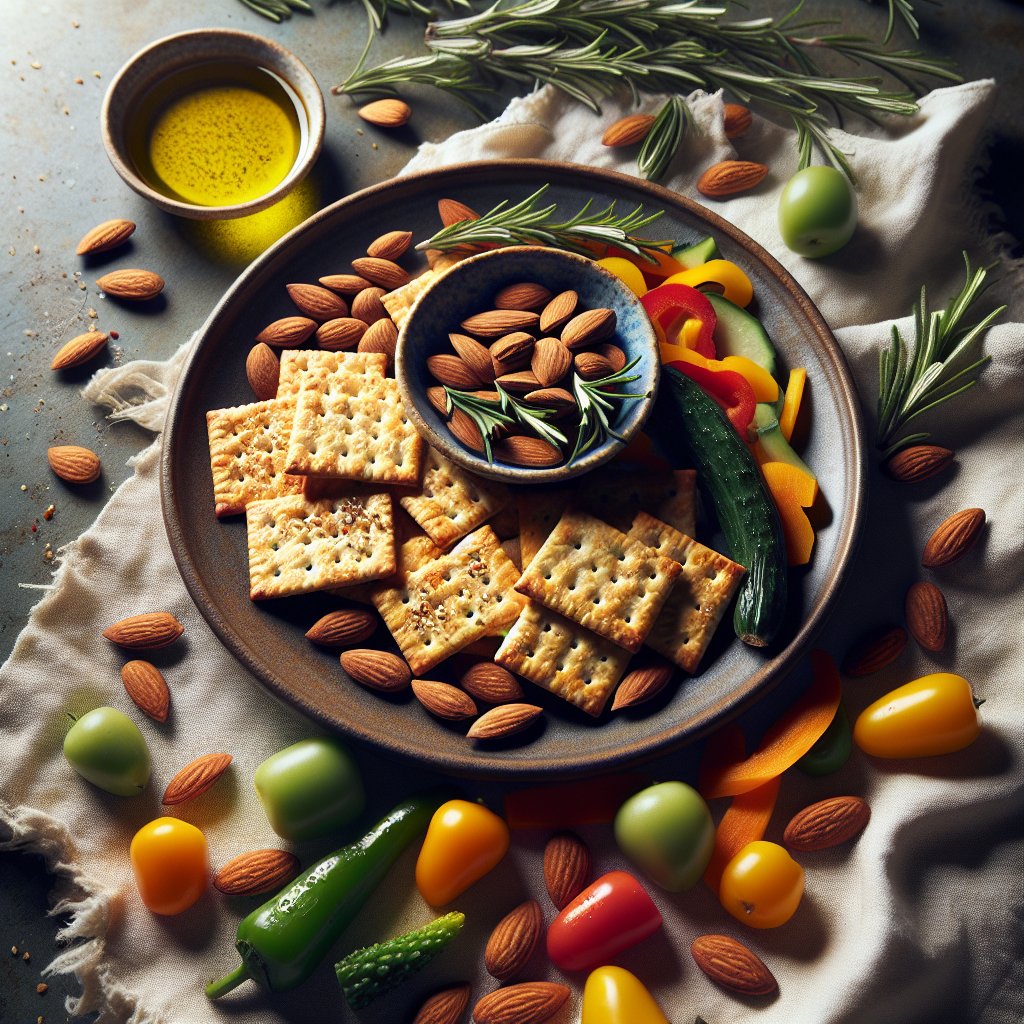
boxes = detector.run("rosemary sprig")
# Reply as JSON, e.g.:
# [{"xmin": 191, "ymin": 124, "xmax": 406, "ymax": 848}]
[
  {"xmin": 416, "ymin": 185, "xmax": 672, "ymax": 261},
  {"xmin": 236, "ymin": 0, "xmax": 312, "ymax": 23},
  {"xmin": 876, "ymin": 253, "xmax": 1005, "ymax": 459},
  {"xmin": 236, "ymin": 0, "xmax": 469, "ymax": 26},
  {"xmin": 637, "ymin": 96, "xmax": 691, "ymax": 183},
  {"xmin": 570, "ymin": 357, "xmax": 646, "ymax": 462},
  {"xmin": 442, "ymin": 387, "xmax": 514, "ymax": 462}
]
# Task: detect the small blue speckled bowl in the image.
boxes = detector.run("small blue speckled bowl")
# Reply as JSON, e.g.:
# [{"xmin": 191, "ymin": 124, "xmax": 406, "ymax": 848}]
[{"xmin": 396, "ymin": 245, "xmax": 661, "ymax": 484}]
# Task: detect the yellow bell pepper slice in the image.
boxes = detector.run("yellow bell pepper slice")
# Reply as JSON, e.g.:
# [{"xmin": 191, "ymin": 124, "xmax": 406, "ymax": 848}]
[
  {"xmin": 679, "ymin": 317, "xmax": 704, "ymax": 349},
  {"xmin": 760, "ymin": 461, "xmax": 818, "ymax": 566},
  {"xmin": 779, "ymin": 367, "xmax": 807, "ymax": 441},
  {"xmin": 666, "ymin": 347, "xmax": 779, "ymax": 403},
  {"xmin": 661, "ymin": 259, "xmax": 754, "ymax": 307},
  {"xmin": 596, "ymin": 257, "xmax": 648, "ymax": 297}
]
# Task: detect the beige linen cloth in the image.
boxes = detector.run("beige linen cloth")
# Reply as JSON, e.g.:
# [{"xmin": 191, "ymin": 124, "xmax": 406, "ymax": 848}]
[{"xmin": 2, "ymin": 81, "xmax": 1022, "ymax": 1024}]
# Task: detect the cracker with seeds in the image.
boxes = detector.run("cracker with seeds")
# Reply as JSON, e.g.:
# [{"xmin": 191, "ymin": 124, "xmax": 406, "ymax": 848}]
[
  {"xmin": 372, "ymin": 525, "xmax": 524, "ymax": 674},
  {"xmin": 495, "ymin": 602, "xmax": 631, "ymax": 717},
  {"xmin": 286, "ymin": 372, "xmax": 423, "ymax": 484},
  {"xmin": 341, "ymin": 532, "xmax": 440, "ymax": 604},
  {"xmin": 246, "ymin": 492, "xmax": 396, "ymax": 600},
  {"xmin": 629, "ymin": 511, "xmax": 746, "ymax": 672},
  {"xmin": 276, "ymin": 349, "xmax": 386, "ymax": 398},
  {"xmin": 207, "ymin": 396, "xmax": 305, "ymax": 518},
  {"xmin": 515, "ymin": 511, "xmax": 681, "ymax": 652},
  {"xmin": 399, "ymin": 447, "xmax": 510, "ymax": 549}
]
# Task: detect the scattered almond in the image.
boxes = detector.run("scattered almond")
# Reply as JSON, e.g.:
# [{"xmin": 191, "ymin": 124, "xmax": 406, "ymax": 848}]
[
  {"xmin": 723, "ymin": 103, "xmax": 753, "ymax": 138},
  {"xmin": 485, "ymin": 899, "xmax": 543, "ymax": 981},
  {"xmin": 103, "ymin": 611, "xmax": 184, "ymax": 650},
  {"xmin": 305, "ymin": 608, "xmax": 378, "ymax": 647},
  {"xmin": 690, "ymin": 934, "xmax": 777, "ymax": 996},
  {"xmin": 350, "ymin": 286, "xmax": 389, "ymax": 325},
  {"xmin": 96, "ymin": 268, "xmax": 164, "ymax": 301},
  {"xmin": 286, "ymin": 283, "xmax": 348, "ymax": 321},
  {"xmin": 461, "ymin": 309, "xmax": 539, "ymax": 339},
  {"xmin": 539, "ymin": 290, "xmax": 578, "ymax": 333},
  {"xmin": 438, "ymin": 198, "xmax": 480, "ymax": 226},
  {"xmin": 472, "ymin": 982, "xmax": 570, "ymax": 1024},
  {"xmin": 561, "ymin": 307, "xmax": 616, "ymax": 350},
  {"xmin": 51, "ymin": 330, "xmax": 108, "ymax": 370},
  {"xmin": 428, "ymin": 353, "xmax": 487, "ymax": 389},
  {"xmin": 544, "ymin": 832, "xmax": 591, "ymax": 909},
  {"xmin": 315, "ymin": 317, "xmax": 367, "ymax": 351},
  {"xmin": 595, "ymin": 342, "xmax": 627, "ymax": 372},
  {"xmin": 905, "ymin": 580, "xmax": 948, "ymax": 652},
  {"xmin": 162, "ymin": 752, "xmax": 233, "ymax": 806},
  {"xmin": 493, "ymin": 435, "xmax": 562, "ymax": 467},
  {"xmin": 121, "ymin": 660, "xmax": 170, "ymax": 722},
  {"xmin": 357, "ymin": 317, "xmax": 399, "ymax": 363},
  {"xmin": 412, "ymin": 679, "xmax": 478, "ymax": 720},
  {"xmin": 246, "ymin": 343, "xmax": 280, "ymax": 400},
  {"xmin": 697, "ymin": 160, "xmax": 769, "ymax": 198},
  {"xmin": 412, "ymin": 984, "xmax": 472, "ymax": 1024},
  {"xmin": 357, "ymin": 97, "xmax": 411, "ymax": 128},
  {"xmin": 255, "ymin": 316, "xmax": 318, "ymax": 348},
  {"xmin": 490, "ymin": 332, "xmax": 536, "ymax": 370},
  {"xmin": 494, "ymin": 281, "xmax": 552, "ymax": 311},
  {"xmin": 467, "ymin": 702, "xmax": 543, "ymax": 740},
  {"xmin": 76, "ymin": 218, "xmax": 136, "ymax": 256},
  {"xmin": 447, "ymin": 408, "xmax": 486, "ymax": 453},
  {"xmin": 47, "ymin": 444, "xmax": 101, "ymax": 484},
  {"xmin": 611, "ymin": 661, "xmax": 674, "ymax": 710},
  {"xmin": 602, "ymin": 113, "xmax": 656, "ymax": 147},
  {"xmin": 450, "ymin": 333, "xmax": 497, "ymax": 383},
  {"xmin": 842, "ymin": 625, "xmax": 906, "ymax": 677},
  {"xmin": 351, "ymin": 256, "xmax": 410, "ymax": 290},
  {"xmin": 340, "ymin": 649, "xmax": 412, "ymax": 692},
  {"xmin": 366, "ymin": 229, "xmax": 412, "ymax": 261},
  {"xmin": 884, "ymin": 444, "xmax": 954, "ymax": 483},
  {"xmin": 460, "ymin": 662, "xmax": 524, "ymax": 703},
  {"xmin": 574, "ymin": 350, "xmax": 615, "ymax": 380},
  {"xmin": 319, "ymin": 273, "xmax": 372, "ymax": 294},
  {"xmin": 783, "ymin": 795, "xmax": 871, "ymax": 852},
  {"xmin": 530, "ymin": 337, "xmax": 572, "ymax": 386},
  {"xmin": 921, "ymin": 507, "xmax": 986, "ymax": 568},
  {"xmin": 213, "ymin": 849, "xmax": 300, "ymax": 896}
]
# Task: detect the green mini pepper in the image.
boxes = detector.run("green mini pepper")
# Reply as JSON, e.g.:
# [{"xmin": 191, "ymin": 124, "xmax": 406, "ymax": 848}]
[{"xmin": 797, "ymin": 701, "xmax": 853, "ymax": 776}]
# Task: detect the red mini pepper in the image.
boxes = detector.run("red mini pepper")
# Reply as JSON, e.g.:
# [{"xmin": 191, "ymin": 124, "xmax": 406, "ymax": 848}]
[
  {"xmin": 640, "ymin": 284, "xmax": 717, "ymax": 358},
  {"xmin": 667, "ymin": 360, "xmax": 756, "ymax": 435}
]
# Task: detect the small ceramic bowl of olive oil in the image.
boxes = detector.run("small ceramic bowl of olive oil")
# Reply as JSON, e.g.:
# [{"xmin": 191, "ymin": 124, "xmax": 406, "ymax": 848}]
[{"xmin": 102, "ymin": 30, "xmax": 325, "ymax": 219}]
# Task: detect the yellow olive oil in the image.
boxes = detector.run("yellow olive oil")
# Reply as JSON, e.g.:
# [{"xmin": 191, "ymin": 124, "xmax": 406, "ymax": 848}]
[{"xmin": 127, "ymin": 62, "xmax": 304, "ymax": 207}]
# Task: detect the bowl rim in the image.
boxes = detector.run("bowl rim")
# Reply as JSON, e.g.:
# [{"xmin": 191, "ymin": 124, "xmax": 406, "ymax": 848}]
[
  {"xmin": 100, "ymin": 28, "xmax": 325, "ymax": 220},
  {"xmin": 395, "ymin": 244, "xmax": 661, "ymax": 484}
]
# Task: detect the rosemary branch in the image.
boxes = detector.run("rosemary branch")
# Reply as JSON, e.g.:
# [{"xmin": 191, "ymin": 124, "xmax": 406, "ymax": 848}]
[
  {"xmin": 571, "ymin": 357, "xmax": 646, "ymax": 462},
  {"xmin": 235, "ymin": 0, "xmax": 469, "ymax": 26}
]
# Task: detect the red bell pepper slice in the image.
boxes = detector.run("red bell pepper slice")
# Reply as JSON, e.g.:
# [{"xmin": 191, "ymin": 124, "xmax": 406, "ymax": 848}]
[
  {"xmin": 640, "ymin": 284, "xmax": 717, "ymax": 358},
  {"xmin": 667, "ymin": 360, "xmax": 756, "ymax": 435}
]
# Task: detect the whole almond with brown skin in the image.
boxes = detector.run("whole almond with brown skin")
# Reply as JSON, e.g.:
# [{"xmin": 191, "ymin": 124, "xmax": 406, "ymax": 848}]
[
  {"xmin": 366, "ymin": 229, "xmax": 412, "ymax": 261},
  {"xmin": 905, "ymin": 580, "xmax": 948, "ymax": 652},
  {"xmin": 595, "ymin": 342, "xmax": 626, "ymax": 372},
  {"xmin": 426, "ymin": 386, "xmax": 450, "ymax": 418},
  {"xmin": 447, "ymin": 409, "xmax": 486, "ymax": 453},
  {"xmin": 574, "ymin": 351, "xmax": 615, "ymax": 380},
  {"xmin": 842, "ymin": 625, "xmax": 906, "ymax": 677},
  {"xmin": 690, "ymin": 934, "xmax": 777, "ymax": 996},
  {"xmin": 412, "ymin": 679, "xmax": 478, "ymax": 721},
  {"xmin": 467, "ymin": 703, "xmax": 543, "ymax": 740},
  {"xmin": 305, "ymin": 608, "xmax": 377, "ymax": 647},
  {"xmin": 494, "ymin": 281, "xmax": 552, "ymax": 311},
  {"xmin": 357, "ymin": 317, "xmax": 398, "ymax": 362},
  {"xmin": 96, "ymin": 268, "xmax": 164, "ymax": 301},
  {"xmin": 544, "ymin": 832, "xmax": 591, "ymax": 909},
  {"xmin": 351, "ymin": 256, "xmax": 410, "ymax": 290},
  {"xmin": 256, "ymin": 316, "xmax": 317, "ymax": 348},
  {"xmin": 286, "ymin": 283, "xmax": 348, "ymax": 321},
  {"xmin": 162, "ymin": 752, "xmax": 233, "ymax": 806},
  {"xmin": 493, "ymin": 435, "xmax": 562, "ymax": 467},
  {"xmin": 539, "ymin": 290, "xmax": 578, "ymax": 333},
  {"xmin": 350, "ymin": 286, "xmax": 389, "ymax": 325},
  {"xmin": 602, "ymin": 113, "xmax": 656, "ymax": 147},
  {"xmin": 450, "ymin": 333, "xmax": 497, "ymax": 383},
  {"xmin": 413, "ymin": 984, "xmax": 471, "ymax": 1024},
  {"xmin": 460, "ymin": 662, "xmax": 524, "ymax": 703},
  {"xmin": 494, "ymin": 371, "xmax": 542, "ymax": 394},
  {"xmin": 472, "ymin": 982, "xmax": 570, "ymax": 1024},
  {"xmin": 428, "ymin": 353, "xmax": 486, "ymax": 389},
  {"xmin": 525, "ymin": 388, "xmax": 576, "ymax": 416},
  {"xmin": 884, "ymin": 444, "xmax": 954, "ymax": 483},
  {"xmin": 698, "ymin": 160, "xmax": 770, "ymax": 198},
  {"xmin": 214, "ymin": 849, "xmax": 300, "ymax": 896},
  {"xmin": 357, "ymin": 97, "xmax": 411, "ymax": 127},
  {"xmin": 462, "ymin": 309, "xmax": 539, "ymax": 338},
  {"xmin": 103, "ymin": 612, "xmax": 184, "ymax": 650},
  {"xmin": 121, "ymin": 660, "xmax": 170, "ymax": 722},
  {"xmin": 315, "ymin": 317, "xmax": 366, "ymax": 351},
  {"xmin": 340, "ymin": 649, "xmax": 412, "ymax": 692},
  {"xmin": 723, "ymin": 103, "xmax": 753, "ymax": 138},
  {"xmin": 76, "ymin": 218, "xmax": 136, "ymax": 256},
  {"xmin": 48, "ymin": 445, "xmax": 101, "ymax": 484},
  {"xmin": 246, "ymin": 343, "xmax": 280, "ymax": 400},
  {"xmin": 561, "ymin": 307, "xmax": 616, "ymax": 350},
  {"xmin": 438, "ymin": 198, "xmax": 480, "ymax": 226},
  {"xmin": 531, "ymin": 337, "xmax": 572, "ymax": 386},
  {"xmin": 611, "ymin": 661, "xmax": 674, "ymax": 711},
  {"xmin": 783, "ymin": 795, "xmax": 871, "ymax": 852},
  {"xmin": 490, "ymin": 332, "xmax": 535, "ymax": 369},
  {"xmin": 922, "ymin": 508, "xmax": 986, "ymax": 568},
  {"xmin": 485, "ymin": 899, "xmax": 543, "ymax": 980},
  {"xmin": 319, "ymin": 273, "xmax": 372, "ymax": 294},
  {"xmin": 52, "ymin": 331, "xmax": 108, "ymax": 370}
]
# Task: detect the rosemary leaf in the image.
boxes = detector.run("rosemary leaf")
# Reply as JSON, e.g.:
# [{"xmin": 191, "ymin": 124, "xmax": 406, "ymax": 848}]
[{"xmin": 637, "ymin": 95, "xmax": 690, "ymax": 182}]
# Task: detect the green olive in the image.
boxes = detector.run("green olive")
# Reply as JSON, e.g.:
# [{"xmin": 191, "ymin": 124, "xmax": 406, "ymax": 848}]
[
  {"xmin": 778, "ymin": 166, "xmax": 857, "ymax": 258},
  {"xmin": 63, "ymin": 706, "xmax": 151, "ymax": 796}
]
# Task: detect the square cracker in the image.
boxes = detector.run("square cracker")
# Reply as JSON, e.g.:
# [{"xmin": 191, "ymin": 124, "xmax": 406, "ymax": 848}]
[
  {"xmin": 286, "ymin": 372, "xmax": 423, "ymax": 485},
  {"xmin": 515, "ymin": 511, "xmax": 681, "ymax": 652},
  {"xmin": 206, "ymin": 396, "xmax": 304, "ymax": 518},
  {"xmin": 372, "ymin": 525, "xmax": 525, "ymax": 674},
  {"xmin": 246, "ymin": 492, "xmax": 396, "ymax": 600},
  {"xmin": 629, "ymin": 511, "xmax": 746, "ymax": 672},
  {"xmin": 341, "ymin": 533, "xmax": 441, "ymax": 604},
  {"xmin": 276, "ymin": 349, "xmax": 386, "ymax": 398},
  {"xmin": 496, "ymin": 602, "xmax": 631, "ymax": 717},
  {"xmin": 399, "ymin": 447, "xmax": 510, "ymax": 549}
]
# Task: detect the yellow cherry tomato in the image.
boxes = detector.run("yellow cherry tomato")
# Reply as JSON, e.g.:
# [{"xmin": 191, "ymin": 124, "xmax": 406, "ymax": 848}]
[
  {"xmin": 582, "ymin": 966, "xmax": 670, "ymax": 1024},
  {"xmin": 415, "ymin": 799, "xmax": 510, "ymax": 906},
  {"xmin": 854, "ymin": 673, "xmax": 981, "ymax": 758},
  {"xmin": 661, "ymin": 260, "xmax": 754, "ymax": 307},
  {"xmin": 597, "ymin": 256, "xmax": 649, "ymax": 297},
  {"xmin": 719, "ymin": 840, "xmax": 803, "ymax": 929},
  {"xmin": 130, "ymin": 817, "xmax": 208, "ymax": 915}
]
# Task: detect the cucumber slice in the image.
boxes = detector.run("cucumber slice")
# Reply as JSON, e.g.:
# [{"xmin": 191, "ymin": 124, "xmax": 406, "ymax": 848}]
[
  {"xmin": 706, "ymin": 292, "xmax": 777, "ymax": 377},
  {"xmin": 670, "ymin": 235, "xmax": 719, "ymax": 268},
  {"xmin": 752, "ymin": 403, "xmax": 815, "ymax": 481}
]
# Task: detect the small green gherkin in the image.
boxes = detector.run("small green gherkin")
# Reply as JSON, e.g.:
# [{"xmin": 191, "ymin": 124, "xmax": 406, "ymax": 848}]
[{"xmin": 334, "ymin": 911, "xmax": 465, "ymax": 1009}]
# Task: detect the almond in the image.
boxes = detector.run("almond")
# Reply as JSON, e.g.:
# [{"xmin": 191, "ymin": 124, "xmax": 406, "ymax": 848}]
[
  {"xmin": 544, "ymin": 832, "xmax": 591, "ymax": 909},
  {"xmin": 256, "ymin": 316, "xmax": 318, "ymax": 348},
  {"xmin": 494, "ymin": 281, "xmax": 552, "ymax": 311},
  {"xmin": 76, "ymin": 218, "xmax": 136, "ymax": 256},
  {"xmin": 305, "ymin": 608, "xmax": 378, "ymax": 647},
  {"xmin": 783, "ymin": 795, "xmax": 871, "ymax": 852},
  {"xmin": 286, "ymin": 283, "xmax": 348, "ymax": 321},
  {"xmin": 103, "ymin": 611, "xmax": 184, "ymax": 650},
  {"xmin": 366, "ymin": 229, "xmax": 412, "ymax": 261},
  {"xmin": 357, "ymin": 317, "xmax": 398, "ymax": 363},
  {"xmin": 47, "ymin": 444, "xmax": 101, "ymax": 484},
  {"xmin": 921, "ymin": 507, "xmax": 985, "ymax": 568},
  {"xmin": 539, "ymin": 290, "xmax": 578, "ymax": 333},
  {"xmin": 350, "ymin": 286, "xmax": 389, "ymax": 325},
  {"xmin": 450, "ymin": 333, "xmax": 497, "ymax": 383},
  {"xmin": 697, "ymin": 160, "xmax": 770, "ymax": 198},
  {"xmin": 493, "ymin": 435, "xmax": 562, "ymax": 467},
  {"xmin": 162, "ymin": 752, "xmax": 232, "ymax": 806},
  {"xmin": 690, "ymin": 934, "xmax": 777, "ymax": 996},
  {"xmin": 246, "ymin": 342, "xmax": 280, "ymax": 400},
  {"xmin": 524, "ymin": 388, "xmax": 576, "ymax": 416},
  {"xmin": 461, "ymin": 309, "xmax": 539, "ymax": 339},
  {"xmin": 595, "ymin": 342, "xmax": 627, "ymax": 372},
  {"xmin": 602, "ymin": 112, "xmax": 656, "ymax": 147},
  {"xmin": 351, "ymin": 256, "xmax": 410, "ymax": 290},
  {"xmin": 51, "ymin": 330, "xmax": 108, "ymax": 370},
  {"xmin": 319, "ymin": 273, "xmax": 372, "ymax": 294},
  {"xmin": 530, "ymin": 337, "xmax": 572, "ymax": 386},
  {"xmin": 467, "ymin": 703, "xmax": 543, "ymax": 740},
  {"xmin": 842, "ymin": 625, "xmax": 906, "ymax": 677},
  {"xmin": 413, "ymin": 984, "xmax": 472, "ymax": 1024},
  {"xmin": 560, "ymin": 307, "xmax": 616, "ymax": 350},
  {"xmin": 357, "ymin": 97, "xmax": 411, "ymax": 128},
  {"xmin": 428, "ymin": 353, "xmax": 487, "ymax": 389},
  {"xmin": 460, "ymin": 662, "xmax": 524, "ymax": 704},
  {"xmin": 412, "ymin": 679, "xmax": 478, "ymax": 720},
  {"xmin": 884, "ymin": 444, "xmax": 954, "ymax": 483},
  {"xmin": 472, "ymin": 982, "xmax": 570, "ymax": 1024},
  {"xmin": 213, "ymin": 848, "xmax": 301, "ymax": 896},
  {"xmin": 490, "ymin": 332, "xmax": 536, "ymax": 370},
  {"xmin": 447, "ymin": 408, "xmax": 486, "ymax": 453},
  {"xmin": 574, "ymin": 351, "xmax": 615, "ymax": 380},
  {"xmin": 95, "ymin": 268, "xmax": 164, "ymax": 301},
  {"xmin": 905, "ymin": 580, "xmax": 948, "ymax": 652},
  {"xmin": 340, "ymin": 649, "xmax": 412, "ymax": 692},
  {"xmin": 495, "ymin": 373, "xmax": 542, "ymax": 396},
  {"xmin": 426, "ymin": 386, "xmax": 450, "ymax": 418},
  {"xmin": 611, "ymin": 661, "xmax": 674, "ymax": 710},
  {"xmin": 438, "ymin": 198, "xmax": 480, "ymax": 226},
  {"xmin": 723, "ymin": 103, "xmax": 753, "ymax": 138},
  {"xmin": 121, "ymin": 660, "xmax": 170, "ymax": 722},
  {"xmin": 485, "ymin": 899, "xmax": 543, "ymax": 981},
  {"xmin": 315, "ymin": 317, "xmax": 367, "ymax": 351}
]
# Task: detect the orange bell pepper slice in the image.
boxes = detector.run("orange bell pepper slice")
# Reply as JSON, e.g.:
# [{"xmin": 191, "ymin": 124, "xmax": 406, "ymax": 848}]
[
  {"xmin": 760, "ymin": 461, "xmax": 818, "ymax": 566},
  {"xmin": 703, "ymin": 777, "xmax": 780, "ymax": 893},
  {"xmin": 596, "ymin": 256, "xmax": 648, "ymax": 297},
  {"xmin": 779, "ymin": 368, "xmax": 807, "ymax": 442}
]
